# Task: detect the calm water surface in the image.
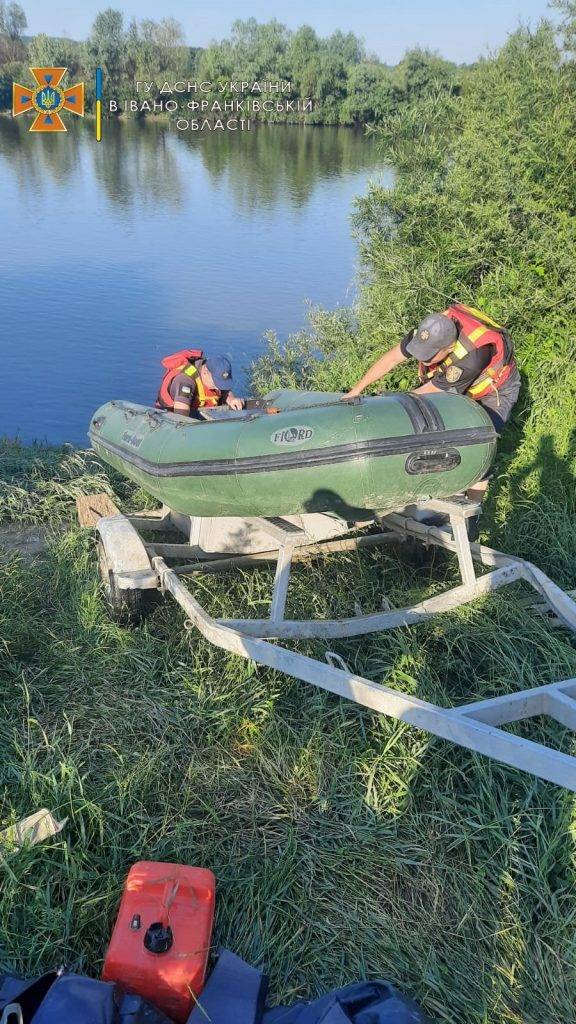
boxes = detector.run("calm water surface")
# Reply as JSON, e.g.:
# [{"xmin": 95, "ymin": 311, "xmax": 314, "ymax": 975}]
[{"xmin": 0, "ymin": 119, "xmax": 390, "ymax": 444}]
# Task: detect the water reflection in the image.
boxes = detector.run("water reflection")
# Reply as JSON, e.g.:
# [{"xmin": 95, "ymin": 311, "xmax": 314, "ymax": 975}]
[
  {"xmin": 0, "ymin": 117, "xmax": 381, "ymax": 211},
  {"xmin": 179, "ymin": 122, "xmax": 381, "ymax": 209},
  {"xmin": 92, "ymin": 120, "xmax": 185, "ymax": 208},
  {"xmin": 0, "ymin": 117, "xmax": 390, "ymax": 444},
  {"xmin": 0, "ymin": 115, "xmax": 82, "ymax": 191}
]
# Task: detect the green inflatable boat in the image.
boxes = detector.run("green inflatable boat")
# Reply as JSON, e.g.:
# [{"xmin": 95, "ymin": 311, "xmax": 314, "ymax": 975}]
[{"xmin": 89, "ymin": 389, "xmax": 497, "ymax": 518}]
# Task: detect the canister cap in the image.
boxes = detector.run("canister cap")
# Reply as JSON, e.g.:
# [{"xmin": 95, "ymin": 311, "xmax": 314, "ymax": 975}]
[{"xmin": 144, "ymin": 921, "xmax": 174, "ymax": 954}]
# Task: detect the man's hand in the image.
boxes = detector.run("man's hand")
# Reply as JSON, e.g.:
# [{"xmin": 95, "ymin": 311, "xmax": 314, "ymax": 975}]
[
  {"xmin": 173, "ymin": 399, "xmax": 191, "ymax": 416},
  {"xmin": 342, "ymin": 344, "xmax": 408, "ymax": 400},
  {"xmin": 340, "ymin": 387, "xmax": 362, "ymax": 401},
  {"xmin": 226, "ymin": 394, "xmax": 244, "ymax": 411}
]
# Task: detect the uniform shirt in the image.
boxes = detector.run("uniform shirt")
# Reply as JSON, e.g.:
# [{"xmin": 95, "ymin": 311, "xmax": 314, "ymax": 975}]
[
  {"xmin": 169, "ymin": 371, "xmax": 227, "ymax": 414},
  {"xmin": 400, "ymin": 329, "xmax": 492, "ymax": 394}
]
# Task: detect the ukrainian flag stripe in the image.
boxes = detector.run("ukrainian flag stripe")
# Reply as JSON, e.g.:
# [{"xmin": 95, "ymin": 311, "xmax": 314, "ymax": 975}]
[{"xmin": 95, "ymin": 68, "xmax": 103, "ymax": 142}]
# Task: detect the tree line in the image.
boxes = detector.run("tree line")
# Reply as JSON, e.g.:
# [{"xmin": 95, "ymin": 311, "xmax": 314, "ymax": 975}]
[{"xmin": 0, "ymin": 4, "xmax": 462, "ymax": 123}]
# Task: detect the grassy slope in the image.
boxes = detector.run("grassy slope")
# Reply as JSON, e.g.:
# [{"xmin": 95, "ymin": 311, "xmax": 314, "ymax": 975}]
[
  {"xmin": 1, "ymin": 446, "xmax": 576, "ymax": 1024},
  {"xmin": 1, "ymin": 23, "xmax": 576, "ymax": 1024}
]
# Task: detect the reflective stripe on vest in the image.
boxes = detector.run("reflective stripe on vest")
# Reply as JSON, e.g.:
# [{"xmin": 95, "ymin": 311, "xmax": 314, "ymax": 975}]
[
  {"xmin": 185, "ymin": 365, "xmax": 220, "ymax": 408},
  {"xmin": 419, "ymin": 303, "xmax": 515, "ymax": 400}
]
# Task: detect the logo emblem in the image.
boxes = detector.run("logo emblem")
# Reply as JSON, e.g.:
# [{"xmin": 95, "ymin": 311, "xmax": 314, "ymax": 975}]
[
  {"xmin": 13, "ymin": 67, "xmax": 85, "ymax": 132},
  {"xmin": 122, "ymin": 432, "xmax": 144, "ymax": 448},
  {"xmin": 445, "ymin": 365, "xmax": 463, "ymax": 383},
  {"xmin": 271, "ymin": 425, "xmax": 314, "ymax": 446},
  {"xmin": 420, "ymin": 329, "xmax": 430, "ymax": 341}
]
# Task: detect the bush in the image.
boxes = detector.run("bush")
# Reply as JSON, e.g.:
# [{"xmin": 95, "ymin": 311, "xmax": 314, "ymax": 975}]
[{"xmin": 253, "ymin": 21, "xmax": 576, "ymax": 579}]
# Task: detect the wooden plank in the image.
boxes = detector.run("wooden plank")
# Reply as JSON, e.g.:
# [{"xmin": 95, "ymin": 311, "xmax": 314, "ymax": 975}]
[
  {"xmin": 519, "ymin": 562, "xmax": 576, "ymax": 632},
  {"xmin": 76, "ymin": 492, "xmax": 120, "ymax": 528}
]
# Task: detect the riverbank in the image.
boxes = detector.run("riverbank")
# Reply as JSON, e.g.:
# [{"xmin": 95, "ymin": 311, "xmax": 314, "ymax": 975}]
[{"xmin": 2, "ymin": 435, "xmax": 576, "ymax": 1023}]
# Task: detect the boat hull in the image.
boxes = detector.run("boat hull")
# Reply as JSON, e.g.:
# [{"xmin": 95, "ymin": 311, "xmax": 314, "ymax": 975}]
[{"xmin": 89, "ymin": 390, "xmax": 497, "ymax": 518}]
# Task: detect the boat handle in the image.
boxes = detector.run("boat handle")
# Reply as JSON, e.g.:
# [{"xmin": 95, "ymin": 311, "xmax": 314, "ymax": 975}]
[
  {"xmin": 405, "ymin": 449, "xmax": 461, "ymax": 475},
  {"xmin": 1, "ymin": 1005, "xmax": 23, "ymax": 1024}
]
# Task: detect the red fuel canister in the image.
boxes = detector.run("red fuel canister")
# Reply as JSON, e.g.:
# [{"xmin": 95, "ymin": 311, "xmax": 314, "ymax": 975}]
[{"xmin": 102, "ymin": 861, "xmax": 216, "ymax": 1023}]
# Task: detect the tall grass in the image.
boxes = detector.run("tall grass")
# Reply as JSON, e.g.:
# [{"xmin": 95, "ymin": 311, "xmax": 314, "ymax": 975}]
[{"xmin": 1, "ymin": 465, "xmax": 576, "ymax": 1021}]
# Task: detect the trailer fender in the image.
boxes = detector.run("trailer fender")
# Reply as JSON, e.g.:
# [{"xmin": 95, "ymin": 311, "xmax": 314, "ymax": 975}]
[{"xmin": 96, "ymin": 514, "xmax": 158, "ymax": 590}]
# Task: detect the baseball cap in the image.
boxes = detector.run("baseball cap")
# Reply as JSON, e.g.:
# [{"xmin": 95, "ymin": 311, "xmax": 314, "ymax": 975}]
[
  {"xmin": 405, "ymin": 313, "xmax": 458, "ymax": 361},
  {"xmin": 205, "ymin": 355, "xmax": 233, "ymax": 390}
]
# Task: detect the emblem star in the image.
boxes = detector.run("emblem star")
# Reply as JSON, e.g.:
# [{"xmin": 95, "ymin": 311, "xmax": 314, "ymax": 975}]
[{"xmin": 13, "ymin": 67, "xmax": 85, "ymax": 132}]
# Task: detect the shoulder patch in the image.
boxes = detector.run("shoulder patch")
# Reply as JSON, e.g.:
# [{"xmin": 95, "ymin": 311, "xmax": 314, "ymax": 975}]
[
  {"xmin": 445, "ymin": 365, "xmax": 463, "ymax": 383},
  {"xmin": 179, "ymin": 384, "xmax": 192, "ymax": 395}
]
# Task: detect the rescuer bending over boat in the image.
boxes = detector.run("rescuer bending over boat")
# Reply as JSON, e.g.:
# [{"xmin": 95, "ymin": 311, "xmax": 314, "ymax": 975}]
[
  {"xmin": 344, "ymin": 303, "xmax": 520, "ymax": 502},
  {"xmin": 156, "ymin": 348, "xmax": 245, "ymax": 415}
]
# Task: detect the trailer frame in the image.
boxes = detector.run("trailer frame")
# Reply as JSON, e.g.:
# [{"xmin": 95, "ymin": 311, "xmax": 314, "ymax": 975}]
[{"xmin": 93, "ymin": 498, "xmax": 576, "ymax": 791}]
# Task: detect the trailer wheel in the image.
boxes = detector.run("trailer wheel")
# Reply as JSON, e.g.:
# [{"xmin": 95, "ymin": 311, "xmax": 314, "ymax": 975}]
[{"xmin": 97, "ymin": 536, "xmax": 159, "ymax": 625}]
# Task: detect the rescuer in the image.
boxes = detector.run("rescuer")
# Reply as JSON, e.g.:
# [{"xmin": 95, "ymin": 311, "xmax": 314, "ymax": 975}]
[
  {"xmin": 156, "ymin": 349, "xmax": 245, "ymax": 416},
  {"xmin": 344, "ymin": 303, "xmax": 520, "ymax": 501}
]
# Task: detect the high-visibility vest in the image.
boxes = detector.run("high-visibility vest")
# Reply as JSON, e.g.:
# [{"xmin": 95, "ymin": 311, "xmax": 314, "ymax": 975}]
[
  {"xmin": 418, "ymin": 303, "xmax": 516, "ymax": 400},
  {"xmin": 156, "ymin": 349, "xmax": 221, "ymax": 411}
]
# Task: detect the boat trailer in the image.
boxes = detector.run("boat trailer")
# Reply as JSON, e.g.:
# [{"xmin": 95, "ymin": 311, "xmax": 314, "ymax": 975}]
[{"xmin": 88, "ymin": 496, "xmax": 576, "ymax": 791}]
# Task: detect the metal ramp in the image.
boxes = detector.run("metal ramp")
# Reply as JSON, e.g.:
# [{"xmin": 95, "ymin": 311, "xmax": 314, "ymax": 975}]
[{"xmin": 93, "ymin": 498, "xmax": 576, "ymax": 791}]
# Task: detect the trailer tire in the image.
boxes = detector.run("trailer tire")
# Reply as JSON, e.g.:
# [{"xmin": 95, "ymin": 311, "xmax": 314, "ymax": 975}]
[{"xmin": 97, "ymin": 536, "xmax": 159, "ymax": 625}]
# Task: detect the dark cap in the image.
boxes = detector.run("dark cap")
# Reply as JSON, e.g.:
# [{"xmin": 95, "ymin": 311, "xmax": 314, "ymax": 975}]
[
  {"xmin": 205, "ymin": 355, "xmax": 233, "ymax": 391},
  {"xmin": 405, "ymin": 313, "xmax": 458, "ymax": 361}
]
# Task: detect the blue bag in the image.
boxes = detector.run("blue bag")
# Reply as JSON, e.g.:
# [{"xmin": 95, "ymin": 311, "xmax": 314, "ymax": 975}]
[
  {"xmin": 187, "ymin": 949, "xmax": 268, "ymax": 1024},
  {"xmin": 263, "ymin": 980, "xmax": 431, "ymax": 1022},
  {"xmin": 0, "ymin": 972, "xmax": 174, "ymax": 1024},
  {"xmin": 31, "ymin": 974, "xmax": 175, "ymax": 1023},
  {"xmin": 187, "ymin": 951, "xmax": 431, "ymax": 1024},
  {"xmin": 0, "ymin": 974, "xmax": 58, "ymax": 1021}
]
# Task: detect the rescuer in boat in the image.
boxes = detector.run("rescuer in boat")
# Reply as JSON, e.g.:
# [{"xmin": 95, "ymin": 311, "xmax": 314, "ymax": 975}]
[
  {"xmin": 156, "ymin": 348, "xmax": 245, "ymax": 415},
  {"xmin": 344, "ymin": 303, "xmax": 519, "ymax": 501}
]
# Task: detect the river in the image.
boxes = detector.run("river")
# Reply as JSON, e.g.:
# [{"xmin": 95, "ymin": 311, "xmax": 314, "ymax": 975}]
[{"xmin": 0, "ymin": 118, "xmax": 390, "ymax": 444}]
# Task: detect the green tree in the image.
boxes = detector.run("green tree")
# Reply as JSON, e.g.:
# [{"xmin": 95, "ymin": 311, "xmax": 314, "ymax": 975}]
[
  {"xmin": 398, "ymin": 46, "xmax": 460, "ymax": 100},
  {"xmin": 124, "ymin": 16, "xmax": 187, "ymax": 83},
  {"xmin": 342, "ymin": 61, "xmax": 397, "ymax": 124},
  {"xmin": 287, "ymin": 24, "xmax": 320, "ymax": 74},
  {"xmin": 0, "ymin": 59, "xmax": 24, "ymax": 106},
  {"xmin": 154, "ymin": 17, "xmax": 186, "ymax": 74},
  {"xmin": 552, "ymin": 0, "xmax": 576, "ymax": 53},
  {"xmin": 228, "ymin": 18, "xmax": 289, "ymax": 80},
  {"xmin": 29, "ymin": 34, "xmax": 82, "ymax": 77},
  {"xmin": 0, "ymin": 10, "xmax": 463, "ymax": 125},
  {"xmin": 0, "ymin": 1, "xmax": 27, "ymax": 61},
  {"xmin": 326, "ymin": 29, "xmax": 365, "ymax": 65}
]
